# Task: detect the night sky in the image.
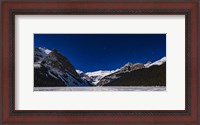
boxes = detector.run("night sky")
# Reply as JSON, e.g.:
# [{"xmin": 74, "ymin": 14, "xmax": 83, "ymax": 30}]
[{"xmin": 34, "ymin": 34, "xmax": 166, "ymax": 72}]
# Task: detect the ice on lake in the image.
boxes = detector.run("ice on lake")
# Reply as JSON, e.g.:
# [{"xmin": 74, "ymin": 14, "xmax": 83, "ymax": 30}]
[{"xmin": 34, "ymin": 86, "xmax": 166, "ymax": 91}]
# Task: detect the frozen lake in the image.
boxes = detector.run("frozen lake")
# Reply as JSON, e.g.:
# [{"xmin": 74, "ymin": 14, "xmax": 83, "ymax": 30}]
[{"xmin": 34, "ymin": 86, "xmax": 166, "ymax": 91}]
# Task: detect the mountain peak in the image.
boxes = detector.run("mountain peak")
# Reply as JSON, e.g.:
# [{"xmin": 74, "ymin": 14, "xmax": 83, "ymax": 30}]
[
  {"xmin": 124, "ymin": 62, "xmax": 133, "ymax": 66},
  {"xmin": 38, "ymin": 47, "xmax": 52, "ymax": 54},
  {"xmin": 34, "ymin": 47, "xmax": 52, "ymax": 63},
  {"xmin": 144, "ymin": 61, "xmax": 152, "ymax": 67},
  {"xmin": 145, "ymin": 57, "xmax": 166, "ymax": 68},
  {"xmin": 34, "ymin": 47, "xmax": 91, "ymax": 87},
  {"xmin": 146, "ymin": 61, "xmax": 152, "ymax": 64},
  {"xmin": 76, "ymin": 69, "xmax": 84, "ymax": 74}
]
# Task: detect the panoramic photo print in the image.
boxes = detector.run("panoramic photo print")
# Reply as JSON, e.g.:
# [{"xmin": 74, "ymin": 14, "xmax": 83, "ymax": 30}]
[{"xmin": 34, "ymin": 34, "xmax": 166, "ymax": 91}]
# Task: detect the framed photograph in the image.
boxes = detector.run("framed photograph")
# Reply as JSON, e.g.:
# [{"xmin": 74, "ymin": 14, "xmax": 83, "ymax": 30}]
[
  {"xmin": 1, "ymin": 0, "xmax": 199, "ymax": 124},
  {"xmin": 34, "ymin": 34, "xmax": 166, "ymax": 91}
]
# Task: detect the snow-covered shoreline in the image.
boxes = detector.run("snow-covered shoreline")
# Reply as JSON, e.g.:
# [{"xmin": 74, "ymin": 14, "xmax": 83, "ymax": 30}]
[{"xmin": 34, "ymin": 86, "xmax": 166, "ymax": 91}]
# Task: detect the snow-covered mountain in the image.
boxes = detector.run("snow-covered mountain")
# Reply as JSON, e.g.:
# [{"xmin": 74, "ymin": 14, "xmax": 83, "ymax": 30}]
[
  {"xmin": 145, "ymin": 57, "xmax": 166, "ymax": 68},
  {"xmin": 34, "ymin": 47, "xmax": 166, "ymax": 87},
  {"xmin": 97, "ymin": 63, "xmax": 145, "ymax": 86},
  {"xmin": 34, "ymin": 47, "xmax": 51, "ymax": 63},
  {"xmin": 144, "ymin": 61, "xmax": 152, "ymax": 68},
  {"xmin": 75, "ymin": 70, "xmax": 95, "ymax": 85},
  {"xmin": 76, "ymin": 69, "xmax": 119, "ymax": 85},
  {"xmin": 97, "ymin": 57, "xmax": 166, "ymax": 86},
  {"xmin": 34, "ymin": 47, "xmax": 91, "ymax": 87},
  {"xmin": 76, "ymin": 57, "xmax": 166, "ymax": 86}
]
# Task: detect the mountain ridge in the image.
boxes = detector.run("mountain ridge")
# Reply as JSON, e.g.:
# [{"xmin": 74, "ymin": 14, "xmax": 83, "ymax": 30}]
[
  {"xmin": 34, "ymin": 47, "xmax": 166, "ymax": 87},
  {"xmin": 77, "ymin": 57, "xmax": 166, "ymax": 85},
  {"xmin": 34, "ymin": 47, "xmax": 91, "ymax": 87}
]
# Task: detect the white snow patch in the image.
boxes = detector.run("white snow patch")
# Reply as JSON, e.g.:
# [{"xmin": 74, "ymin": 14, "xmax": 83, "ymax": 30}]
[
  {"xmin": 34, "ymin": 63, "xmax": 41, "ymax": 68},
  {"xmin": 145, "ymin": 57, "xmax": 166, "ymax": 68},
  {"xmin": 34, "ymin": 86, "xmax": 166, "ymax": 91},
  {"xmin": 86, "ymin": 70, "xmax": 116, "ymax": 77},
  {"xmin": 76, "ymin": 69, "xmax": 84, "ymax": 74},
  {"xmin": 38, "ymin": 47, "xmax": 52, "ymax": 54}
]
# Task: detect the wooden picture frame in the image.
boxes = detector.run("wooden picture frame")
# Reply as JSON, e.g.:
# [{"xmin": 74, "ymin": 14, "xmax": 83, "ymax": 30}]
[{"xmin": 1, "ymin": 0, "xmax": 199, "ymax": 124}]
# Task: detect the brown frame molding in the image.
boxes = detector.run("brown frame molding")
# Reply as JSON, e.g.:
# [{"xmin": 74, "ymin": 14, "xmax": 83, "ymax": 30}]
[{"xmin": 1, "ymin": 1, "xmax": 199, "ymax": 124}]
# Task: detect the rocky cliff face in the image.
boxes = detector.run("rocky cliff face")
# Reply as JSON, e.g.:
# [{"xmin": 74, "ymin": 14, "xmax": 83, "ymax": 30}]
[
  {"xmin": 101, "ymin": 62, "xmax": 166, "ymax": 86},
  {"xmin": 34, "ymin": 47, "xmax": 51, "ymax": 63},
  {"xmin": 41, "ymin": 49, "xmax": 81, "ymax": 80},
  {"xmin": 34, "ymin": 47, "xmax": 91, "ymax": 87},
  {"xmin": 97, "ymin": 63, "xmax": 145, "ymax": 86}
]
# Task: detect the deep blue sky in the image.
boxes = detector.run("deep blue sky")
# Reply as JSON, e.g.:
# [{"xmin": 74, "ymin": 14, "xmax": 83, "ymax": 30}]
[{"xmin": 34, "ymin": 34, "xmax": 166, "ymax": 72}]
